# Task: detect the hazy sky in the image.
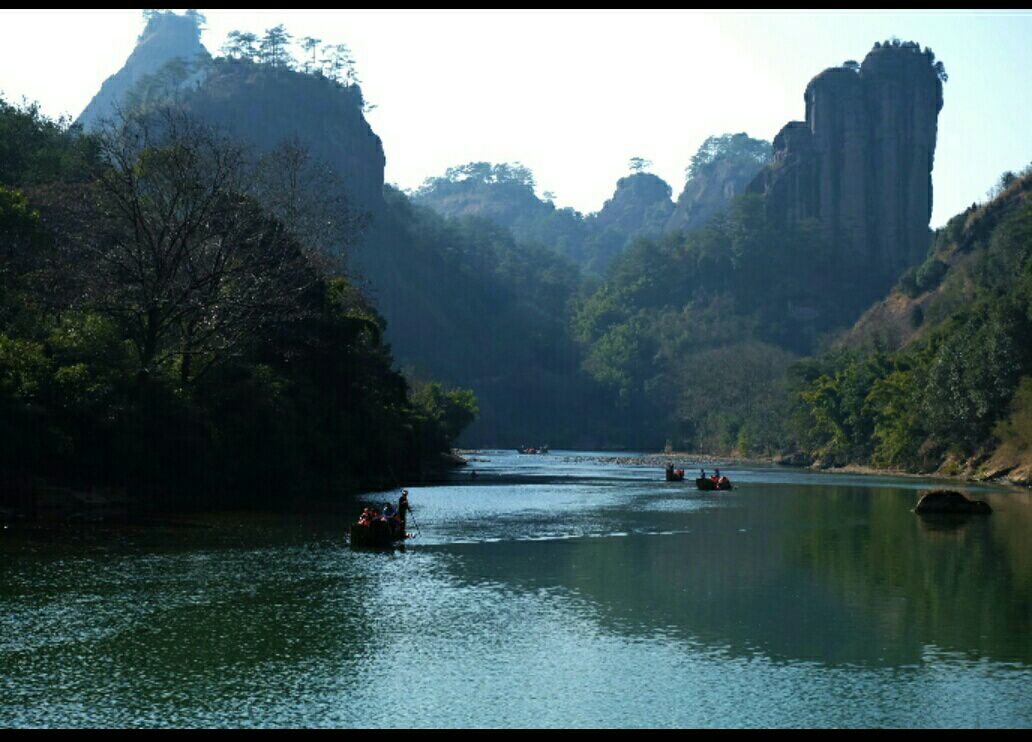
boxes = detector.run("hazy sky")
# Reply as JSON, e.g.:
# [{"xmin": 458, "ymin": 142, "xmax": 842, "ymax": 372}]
[{"xmin": 2, "ymin": 9, "xmax": 1031, "ymax": 225}]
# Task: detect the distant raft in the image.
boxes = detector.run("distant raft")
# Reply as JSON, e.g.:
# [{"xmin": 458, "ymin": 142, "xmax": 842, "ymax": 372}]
[{"xmin": 696, "ymin": 477, "xmax": 732, "ymax": 491}]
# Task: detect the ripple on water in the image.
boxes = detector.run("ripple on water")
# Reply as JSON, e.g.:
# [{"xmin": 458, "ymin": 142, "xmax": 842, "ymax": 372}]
[{"xmin": 1, "ymin": 453, "xmax": 1029, "ymax": 727}]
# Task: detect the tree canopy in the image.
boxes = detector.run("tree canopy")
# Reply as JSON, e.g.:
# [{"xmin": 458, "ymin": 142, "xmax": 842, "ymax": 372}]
[
  {"xmin": 686, "ymin": 133, "xmax": 771, "ymax": 181},
  {"xmin": 0, "ymin": 96, "xmax": 476, "ymax": 506}
]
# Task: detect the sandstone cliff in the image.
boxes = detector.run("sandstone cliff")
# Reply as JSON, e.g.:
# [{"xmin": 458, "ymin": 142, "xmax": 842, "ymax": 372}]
[
  {"xmin": 749, "ymin": 42, "xmax": 944, "ymax": 287},
  {"xmin": 77, "ymin": 12, "xmax": 385, "ymax": 215},
  {"xmin": 78, "ymin": 11, "xmax": 210, "ymax": 132},
  {"xmin": 667, "ymin": 133, "xmax": 771, "ymax": 233},
  {"xmin": 175, "ymin": 61, "xmax": 385, "ymax": 214}
]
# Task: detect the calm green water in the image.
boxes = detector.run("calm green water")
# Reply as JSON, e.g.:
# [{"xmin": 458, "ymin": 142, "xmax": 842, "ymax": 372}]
[{"xmin": 2, "ymin": 452, "xmax": 1030, "ymax": 728}]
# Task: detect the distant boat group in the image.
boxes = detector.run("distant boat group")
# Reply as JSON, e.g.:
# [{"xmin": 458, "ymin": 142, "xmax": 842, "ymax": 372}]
[
  {"xmin": 517, "ymin": 445, "xmax": 549, "ymax": 455},
  {"xmin": 666, "ymin": 464, "xmax": 732, "ymax": 490}
]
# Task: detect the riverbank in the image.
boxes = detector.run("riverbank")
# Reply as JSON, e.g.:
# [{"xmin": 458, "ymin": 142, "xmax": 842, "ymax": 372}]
[
  {"xmin": 0, "ymin": 451, "xmax": 469, "ymax": 530},
  {"xmin": 631, "ymin": 449, "xmax": 1031, "ymax": 490},
  {"xmin": 681, "ymin": 452, "xmax": 1031, "ymax": 490},
  {"xmin": 458, "ymin": 448, "xmax": 1031, "ymax": 490}
]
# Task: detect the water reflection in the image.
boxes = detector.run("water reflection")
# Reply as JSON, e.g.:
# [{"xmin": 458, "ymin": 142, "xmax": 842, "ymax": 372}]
[
  {"xmin": 428, "ymin": 469, "xmax": 1031, "ymax": 670},
  {"xmin": 2, "ymin": 452, "xmax": 1029, "ymax": 727}
]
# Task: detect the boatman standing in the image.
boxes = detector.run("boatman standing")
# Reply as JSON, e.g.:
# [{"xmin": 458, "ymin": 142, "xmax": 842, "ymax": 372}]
[{"xmin": 398, "ymin": 489, "xmax": 412, "ymax": 533}]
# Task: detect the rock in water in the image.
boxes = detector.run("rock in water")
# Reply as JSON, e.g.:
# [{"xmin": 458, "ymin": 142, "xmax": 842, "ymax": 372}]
[{"xmin": 914, "ymin": 490, "xmax": 992, "ymax": 515}]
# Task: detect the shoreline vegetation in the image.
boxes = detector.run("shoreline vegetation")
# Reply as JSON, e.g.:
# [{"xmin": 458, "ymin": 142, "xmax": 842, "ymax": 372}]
[
  {"xmin": 3, "ymin": 13, "xmax": 1031, "ymax": 516},
  {"xmin": 3, "ymin": 448, "xmax": 1024, "ymax": 541},
  {"xmin": 0, "ymin": 95, "xmax": 479, "ymax": 518},
  {"xmin": 464, "ymin": 449, "xmax": 1031, "ymax": 490}
]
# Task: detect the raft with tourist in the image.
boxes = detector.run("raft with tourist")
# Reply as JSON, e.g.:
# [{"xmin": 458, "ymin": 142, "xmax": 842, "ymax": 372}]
[
  {"xmin": 665, "ymin": 463, "xmax": 732, "ymax": 489},
  {"xmin": 517, "ymin": 445, "xmax": 549, "ymax": 455},
  {"xmin": 349, "ymin": 490, "xmax": 415, "ymax": 549},
  {"xmin": 695, "ymin": 468, "xmax": 733, "ymax": 491}
]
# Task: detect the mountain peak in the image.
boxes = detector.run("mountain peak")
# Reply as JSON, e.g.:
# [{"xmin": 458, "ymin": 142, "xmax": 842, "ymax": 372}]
[{"xmin": 77, "ymin": 10, "xmax": 211, "ymax": 131}]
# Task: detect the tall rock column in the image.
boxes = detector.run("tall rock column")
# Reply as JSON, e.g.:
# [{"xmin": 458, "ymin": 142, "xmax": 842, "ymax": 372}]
[
  {"xmin": 805, "ymin": 67, "xmax": 870, "ymax": 260},
  {"xmin": 749, "ymin": 42, "xmax": 943, "ymax": 286},
  {"xmin": 861, "ymin": 45, "xmax": 943, "ymax": 273}
]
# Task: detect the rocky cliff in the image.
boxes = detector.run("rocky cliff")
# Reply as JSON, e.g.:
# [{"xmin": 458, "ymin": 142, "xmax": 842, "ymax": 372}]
[
  {"xmin": 412, "ymin": 165, "xmax": 678, "ymax": 273},
  {"xmin": 78, "ymin": 12, "xmax": 385, "ymax": 215},
  {"xmin": 78, "ymin": 11, "xmax": 211, "ymax": 132},
  {"xmin": 749, "ymin": 42, "xmax": 944, "ymax": 284},
  {"xmin": 667, "ymin": 133, "xmax": 771, "ymax": 233},
  {"xmin": 175, "ymin": 61, "xmax": 385, "ymax": 214},
  {"xmin": 591, "ymin": 172, "xmax": 674, "ymax": 237}
]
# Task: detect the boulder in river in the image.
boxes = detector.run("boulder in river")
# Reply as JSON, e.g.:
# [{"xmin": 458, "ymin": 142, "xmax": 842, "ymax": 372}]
[
  {"xmin": 914, "ymin": 490, "xmax": 992, "ymax": 515},
  {"xmin": 441, "ymin": 451, "xmax": 468, "ymax": 467},
  {"xmin": 776, "ymin": 452, "xmax": 813, "ymax": 467}
]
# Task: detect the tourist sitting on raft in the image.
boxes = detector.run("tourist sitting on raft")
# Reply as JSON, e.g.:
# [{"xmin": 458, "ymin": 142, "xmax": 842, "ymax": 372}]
[
  {"xmin": 695, "ymin": 468, "xmax": 732, "ymax": 490},
  {"xmin": 711, "ymin": 468, "xmax": 731, "ymax": 488},
  {"xmin": 357, "ymin": 507, "xmax": 378, "ymax": 527},
  {"xmin": 355, "ymin": 492, "xmax": 413, "ymax": 539}
]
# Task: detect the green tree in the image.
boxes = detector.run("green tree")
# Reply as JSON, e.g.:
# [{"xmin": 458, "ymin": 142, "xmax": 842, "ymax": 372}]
[
  {"xmin": 628, "ymin": 156, "xmax": 652, "ymax": 174},
  {"xmin": 64, "ymin": 110, "xmax": 318, "ymax": 384},
  {"xmin": 300, "ymin": 36, "xmax": 322, "ymax": 74},
  {"xmin": 221, "ymin": 31, "xmax": 259, "ymax": 61},
  {"xmin": 260, "ymin": 25, "xmax": 294, "ymax": 68},
  {"xmin": 323, "ymin": 43, "xmax": 357, "ymax": 85},
  {"xmin": 686, "ymin": 133, "xmax": 771, "ymax": 181}
]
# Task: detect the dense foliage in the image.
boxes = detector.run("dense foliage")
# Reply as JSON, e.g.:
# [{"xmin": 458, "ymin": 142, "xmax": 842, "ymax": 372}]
[
  {"xmin": 787, "ymin": 174, "xmax": 1032, "ymax": 472},
  {"xmin": 685, "ymin": 133, "xmax": 771, "ymax": 182},
  {"xmin": 353, "ymin": 186, "xmax": 629, "ymax": 447},
  {"xmin": 0, "ymin": 97, "xmax": 475, "ymax": 507},
  {"xmin": 412, "ymin": 161, "xmax": 678, "ymax": 274},
  {"xmin": 12, "ymin": 13, "xmax": 1022, "ymax": 481},
  {"xmin": 571, "ymin": 157, "xmax": 1032, "ymax": 470},
  {"xmin": 572, "ymin": 188, "xmax": 893, "ymax": 450}
]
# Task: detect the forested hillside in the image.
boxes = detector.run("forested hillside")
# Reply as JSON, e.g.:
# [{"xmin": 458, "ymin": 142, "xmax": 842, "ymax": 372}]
[
  {"xmin": 0, "ymin": 96, "xmax": 475, "ymax": 507},
  {"xmin": 413, "ymin": 135, "xmax": 772, "ymax": 275},
  {"xmin": 568, "ymin": 41, "xmax": 961, "ymax": 459},
  {"xmin": 71, "ymin": 12, "xmax": 635, "ymax": 448},
  {"xmin": 21, "ymin": 12, "xmax": 1032, "ymax": 484},
  {"xmin": 352, "ymin": 188, "xmax": 626, "ymax": 447},
  {"xmin": 784, "ymin": 167, "xmax": 1032, "ymax": 482}
]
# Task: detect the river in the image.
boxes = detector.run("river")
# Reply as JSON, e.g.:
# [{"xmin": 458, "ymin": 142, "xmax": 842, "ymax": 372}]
[{"xmin": 2, "ymin": 451, "xmax": 1030, "ymax": 727}]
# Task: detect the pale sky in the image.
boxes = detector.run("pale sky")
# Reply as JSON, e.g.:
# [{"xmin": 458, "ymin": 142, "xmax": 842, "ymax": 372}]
[{"xmin": 2, "ymin": 9, "xmax": 1031, "ymax": 226}]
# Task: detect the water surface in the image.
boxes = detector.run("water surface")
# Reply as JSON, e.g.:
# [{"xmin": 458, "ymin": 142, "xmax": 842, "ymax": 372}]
[{"xmin": 2, "ymin": 452, "xmax": 1030, "ymax": 727}]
